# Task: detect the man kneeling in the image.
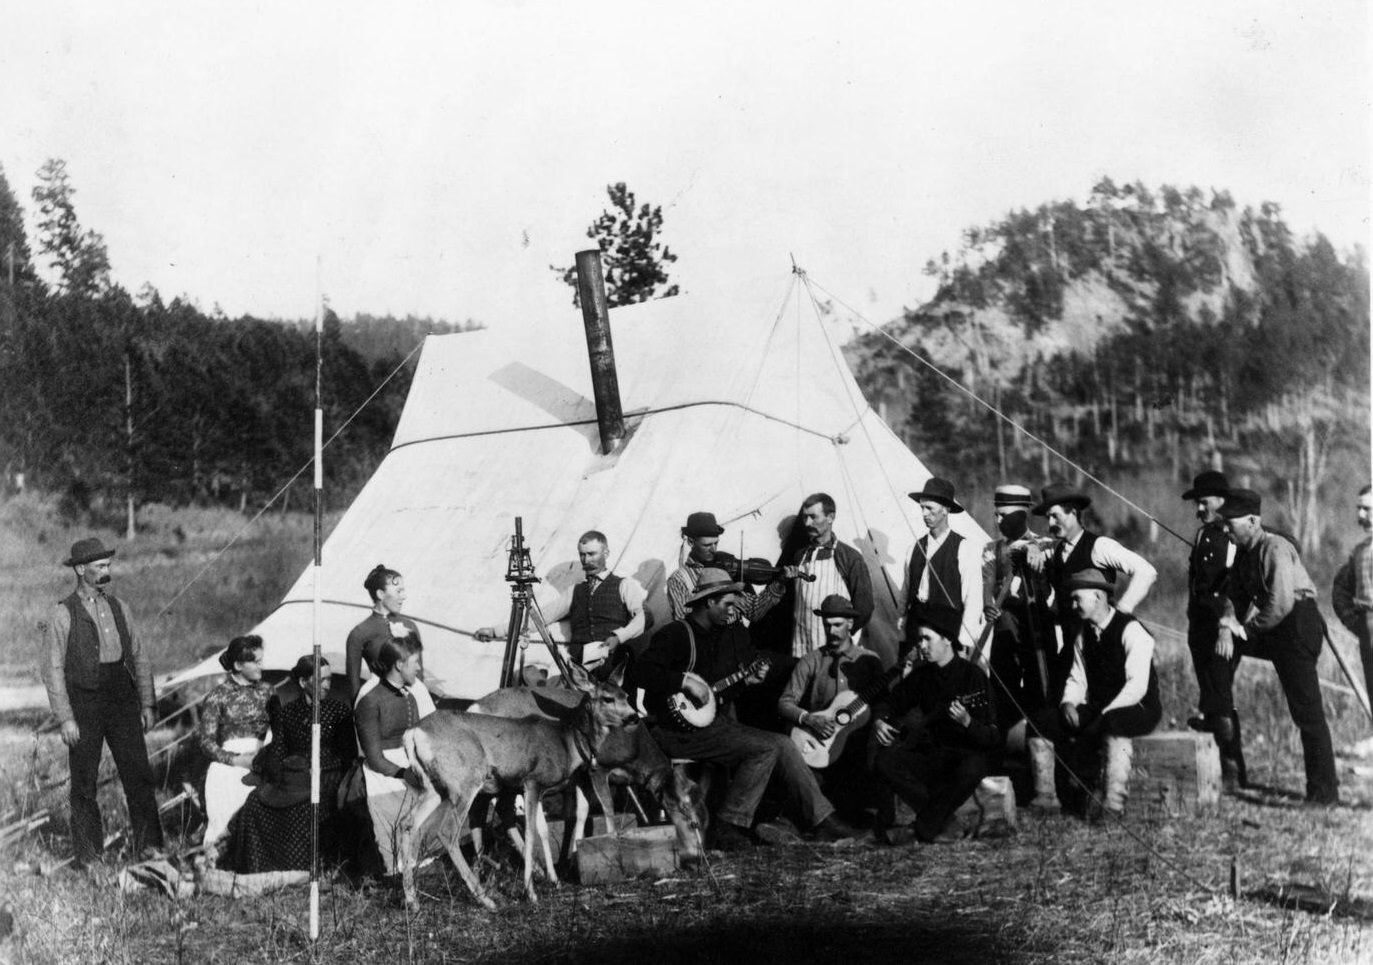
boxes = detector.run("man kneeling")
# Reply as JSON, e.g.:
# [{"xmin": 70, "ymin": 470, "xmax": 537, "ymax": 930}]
[
  {"xmin": 871, "ymin": 610, "xmax": 997, "ymax": 844},
  {"xmin": 1027, "ymin": 569, "xmax": 1161, "ymax": 818}
]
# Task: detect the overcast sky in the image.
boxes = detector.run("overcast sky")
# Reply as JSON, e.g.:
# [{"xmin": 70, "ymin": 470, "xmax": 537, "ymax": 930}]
[{"xmin": 3, "ymin": 1, "xmax": 1367, "ymax": 329}]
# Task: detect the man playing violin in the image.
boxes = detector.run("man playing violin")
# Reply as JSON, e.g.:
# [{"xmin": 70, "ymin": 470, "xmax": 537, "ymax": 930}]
[
  {"xmin": 870, "ymin": 609, "xmax": 998, "ymax": 845},
  {"xmin": 634, "ymin": 569, "xmax": 862, "ymax": 850}
]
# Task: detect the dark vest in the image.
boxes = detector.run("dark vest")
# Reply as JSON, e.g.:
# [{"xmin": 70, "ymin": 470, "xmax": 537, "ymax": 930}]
[
  {"xmin": 570, "ymin": 574, "xmax": 631, "ymax": 644},
  {"xmin": 1048, "ymin": 531, "xmax": 1120, "ymax": 620},
  {"xmin": 907, "ymin": 532, "xmax": 964, "ymax": 614},
  {"xmin": 1188, "ymin": 523, "xmax": 1231, "ymax": 621},
  {"xmin": 61, "ymin": 591, "xmax": 133, "ymax": 691},
  {"xmin": 1081, "ymin": 611, "xmax": 1160, "ymax": 713}
]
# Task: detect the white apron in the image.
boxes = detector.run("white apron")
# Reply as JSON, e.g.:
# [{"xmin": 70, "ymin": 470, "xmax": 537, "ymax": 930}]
[
  {"xmin": 791, "ymin": 545, "xmax": 848, "ymax": 657},
  {"xmin": 203, "ymin": 735, "xmax": 266, "ymax": 847}
]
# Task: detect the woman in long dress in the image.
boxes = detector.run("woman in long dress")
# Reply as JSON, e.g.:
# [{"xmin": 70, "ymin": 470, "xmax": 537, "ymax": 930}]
[
  {"xmin": 197, "ymin": 635, "xmax": 272, "ymax": 852},
  {"xmin": 346, "ymin": 563, "xmax": 437, "ymax": 715},
  {"xmin": 220, "ymin": 655, "xmax": 355, "ymax": 873},
  {"xmin": 355, "ymin": 633, "xmax": 432, "ymax": 875}
]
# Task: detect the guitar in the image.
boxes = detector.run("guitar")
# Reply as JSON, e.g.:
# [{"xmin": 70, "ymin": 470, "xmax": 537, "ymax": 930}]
[
  {"xmin": 788, "ymin": 650, "xmax": 921, "ymax": 769},
  {"xmin": 665, "ymin": 657, "xmax": 771, "ymax": 730}
]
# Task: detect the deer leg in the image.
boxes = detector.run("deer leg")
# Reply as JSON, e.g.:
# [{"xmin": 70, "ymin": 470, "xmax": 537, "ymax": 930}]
[
  {"xmin": 533, "ymin": 796, "xmax": 558, "ymax": 886},
  {"xmin": 443, "ymin": 782, "xmax": 496, "ymax": 911},
  {"xmin": 590, "ymin": 770, "xmax": 618, "ymax": 835},
  {"xmin": 521, "ymin": 780, "xmax": 542, "ymax": 902},
  {"xmin": 399, "ymin": 787, "xmax": 443, "ymax": 912}
]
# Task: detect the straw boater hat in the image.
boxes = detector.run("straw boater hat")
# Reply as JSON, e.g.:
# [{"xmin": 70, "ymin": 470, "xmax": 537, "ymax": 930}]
[
  {"xmin": 63, "ymin": 537, "xmax": 116, "ymax": 567},
  {"xmin": 1219, "ymin": 488, "xmax": 1262, "ymax": 519},
  {"xmin": 684, "ymin": 568, "xmax": 745, "ymax": 605},
  {"xmin": 682, "ymin": 511, "xmax": 726, "ymax": 538},
  {"xmin": 993, "ymin": 484, "xmax": 1034, "ymax": 509},
  {"xmin": 1063, "ymin": 568, "xmax": 1115, "ymax": 595},
  {"xmin": 907, "ymin": 477, "xmax": 965, "ymax": 513},
  {"xmin": 812, "ymin": 594, "xmax": 862, "ymax": 619},
  {"xmin": 1032, "ymin": 482, "xmax": 1092, "ymax": 517},
  {"xmin": 1181, "ymin": 470, "xmax": 1230, "ymax": 501},
  {"xmin": 914, "ymin": 608, "xmax": 963, "ymax": 645}
]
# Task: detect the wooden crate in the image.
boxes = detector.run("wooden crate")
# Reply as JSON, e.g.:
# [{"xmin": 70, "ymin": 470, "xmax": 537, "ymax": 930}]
[
  {"xmin": 953, "ymin": 775, "xmax": 1017, "ymax": 838},
  {"xmin": 576, "ymin": 825, "xmax": 683, "ymax": 885},
  {"xmin": 1128, "ymin": 730, "xmax": 1221, "ymax": 817}
]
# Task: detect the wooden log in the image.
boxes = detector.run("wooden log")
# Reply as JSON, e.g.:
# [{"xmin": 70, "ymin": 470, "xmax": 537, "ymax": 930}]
[
  {"xmin": 1127, "ymin": 730, "xmax": 1221, "ymax": 817},
  {"xmin": 953, "ymin": 775, "xmax": 1017, "ymax": 838},
  {"xmin": 576, "ymin": 825, "xmax": 682, "ymax": 885}
]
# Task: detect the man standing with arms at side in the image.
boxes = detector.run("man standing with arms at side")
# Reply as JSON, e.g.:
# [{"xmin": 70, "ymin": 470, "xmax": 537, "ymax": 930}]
[
  {"xmin": 1332, "ymin": 483, "xmax": 1373, "ymax": 716},
  {"xmin": 901, "ymin": 477, "xmax": 984, "ymax": 661},
  {"xmin": 42, "ymin": 538, "xmax": 163, "ymax": 866},
  {"xmin": 1219, "ymin": 489, "xmax": 1338, "ymax": 806},
  {"xmin": 783, "ymin": 493, "xmax": 873, "ymax": 658},
  {"xmin": 1180, "ymin": 470, "xmax": 1246, "ymax": 792}
]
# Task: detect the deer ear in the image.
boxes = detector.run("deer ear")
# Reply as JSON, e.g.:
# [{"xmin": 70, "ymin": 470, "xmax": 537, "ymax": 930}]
[
  {"xmin": 566, "ymin": 661, "xmax": 593, "ymax": 693},
  {"xmin": 606, "ymin": 662, "xmax": 626, "ymax": 688}
]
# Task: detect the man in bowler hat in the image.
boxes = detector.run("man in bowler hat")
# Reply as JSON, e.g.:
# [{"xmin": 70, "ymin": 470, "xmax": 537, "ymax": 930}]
[
  {"xmin": 41, "ymin": 537, "xmax": 163, "ymax": 865},
  {"xmin": 666, "ymin": 511, "xmax": 787, "ymax": 623}
]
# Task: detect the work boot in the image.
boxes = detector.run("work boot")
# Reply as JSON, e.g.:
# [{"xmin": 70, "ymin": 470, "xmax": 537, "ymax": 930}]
[
  {"xmin": 810, "ymin": 814, "xmax": 863, "ymax": 842},
  {"xmin": 1027, "ymin": 737, "xmax": 1062, "ymax": 812},
  {"xmin": 708, "ymin": 821, "xmax": 756, "ymax": 853},
  {"xmin": 1186, "ymin": 715, "xmax": 1210, "ymax": 733},
  {"xmin": 1229, "ymin": 713, "xmax": 1249, "ymax": 789},
  {"xmin": 1100, "ymin": 736, "xmax": 1134, "ymax": 817},
  {"xmin": 1210, "ymin": 715, "xmax": 1242, "ymax": 794}
]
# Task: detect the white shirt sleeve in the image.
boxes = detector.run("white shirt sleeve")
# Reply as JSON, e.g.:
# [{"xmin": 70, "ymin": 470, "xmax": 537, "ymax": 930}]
[
  {"xmin": 1101, "ymin": 620, "xmax": 1155, "ymax": 714},
  {"xmin": 958, "ymin": 536, "xmax": 985, "ymax": 653},
  {"xmin": 611, "ymin": 577, "xmax": 648, "ymax": 643},
  {"xmin": 1091, "ymin": 536, "xmax": 1157, "ymax": 614},
  {"xmin": 1061, "ymin": 634, "xmax": 1087, "ymax": 707}
]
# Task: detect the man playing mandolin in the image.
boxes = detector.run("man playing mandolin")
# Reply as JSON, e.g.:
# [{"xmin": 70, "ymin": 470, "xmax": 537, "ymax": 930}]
[
  {"xmin": 870, "ymin": 609, "xmax": 998, "ymax": 845},
  {"xmin": 778, "ymin": 594, "xmax": 885, "ymax": 824},
  {"xmin": 634, "ymin": 569, "xmax": 863, "ymax": 851}
]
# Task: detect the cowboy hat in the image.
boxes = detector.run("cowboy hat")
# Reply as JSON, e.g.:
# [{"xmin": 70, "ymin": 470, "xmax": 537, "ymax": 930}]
[
  {"xmin": 907, "ymin": 477, "xmax": 965, "ymax": 513},
  {"xmin": 1032, "ymin": 482, "xmax": 1092, "ymax": 516},
  {"xmin": 1181, "ymin": 470, "xmax": 1230, "ymax": 501},
  {"xmin": 684, "ymin": 568, "xmax": 745, "ymax": 605},
  {"xmin": 681, "ymin": 511, "xmax": 726, "ymax": 538},
  {"xmin": 812, "ymin": 594, "xmax": 862, "ymax": 619}
]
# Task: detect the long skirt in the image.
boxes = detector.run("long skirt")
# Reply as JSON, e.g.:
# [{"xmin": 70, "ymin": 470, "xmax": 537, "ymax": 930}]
[
  {"xmin": 204, "ymin": 736, "xmax": 265, "ymax": 847},
  {"xmin": 220, "ymin": 770, "xmax": 343, "ymax": 874}
]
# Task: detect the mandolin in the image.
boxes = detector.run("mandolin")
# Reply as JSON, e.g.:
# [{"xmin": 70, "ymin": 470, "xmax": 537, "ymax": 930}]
[{"xmin": 665, "ymin": 657, "xmax": 771, "ymax": 730}]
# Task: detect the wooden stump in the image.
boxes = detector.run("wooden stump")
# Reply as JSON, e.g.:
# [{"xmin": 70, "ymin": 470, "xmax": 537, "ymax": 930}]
[
  {"xmin": 953, "ymin": 775, "xmax": 1017, "ymax": 838},
  {"xmin": 1128, "ymin": 730, "xmax": 1221, "ymax": 817},
  {"xmin": 576, "ymin": 825, "xmax": 684, "ymax": 884}
]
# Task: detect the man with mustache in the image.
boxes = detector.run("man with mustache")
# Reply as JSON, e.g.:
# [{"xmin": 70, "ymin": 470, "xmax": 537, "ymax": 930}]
[
  {"xmin": 981, "ymin": 484, "xmax": 1054, "ymax": 737},
  {"xmin": 1219, "ymin": 489, "xmax": 1337, "ymax": 806},
  {"xmin": 901, "ymin": 477, "xmax": 984, "ymax": 662},
  {"xmin": 1028, "ymin": 483, "xmax": 1157, "ymax": 699},
  {"xmin": 782, "ymin": 493, "xmax": 874, "ymax": 658},
  {"xmin": 1332, "ymin": 483, "xmax": 1373, "ymax": 715},
  {"xmin": 41, "ymin": 538, "xmax": 164, "ymax": 867},
  {"xmin": 1180, "ymin": 470, "xmax": 1245, "ymax": 792}
]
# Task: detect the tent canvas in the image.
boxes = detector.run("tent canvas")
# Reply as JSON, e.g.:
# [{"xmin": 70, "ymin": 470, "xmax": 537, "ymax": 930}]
[{"xmin": 170, "ymin": 280, "xmax": 987, "ymax": 699}]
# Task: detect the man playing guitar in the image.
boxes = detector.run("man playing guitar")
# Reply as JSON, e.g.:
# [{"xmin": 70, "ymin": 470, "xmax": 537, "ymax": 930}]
[
  {"xmin": 870, "ymin": 609, "xmax": 998, "ymax": 845},
  {"xmin": 633, "ymin": 569, "xmax": 863, "ymax": 851},
  {"xmin": 778, "ymin": 594, "xmax": 886, "ymax": 823}
]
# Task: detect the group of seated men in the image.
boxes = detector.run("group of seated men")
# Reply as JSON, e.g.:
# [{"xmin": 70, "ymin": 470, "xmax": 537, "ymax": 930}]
[{"xmin": 531, "ymin": 473, "xmax": 1346, "ymax": 849}]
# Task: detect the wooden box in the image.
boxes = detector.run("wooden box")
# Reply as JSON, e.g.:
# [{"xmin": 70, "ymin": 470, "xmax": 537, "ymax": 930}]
[
  {"xmin": 576, "ymin": 825, "xmax": 683, "ymax": 885},
  {"xmin": 953, "ymin": 775, "xmax": 1017, "ymax": 838},
  {"xmin": 1128, "ymin": 730, "xmax": 1221, "ymax": 817}
]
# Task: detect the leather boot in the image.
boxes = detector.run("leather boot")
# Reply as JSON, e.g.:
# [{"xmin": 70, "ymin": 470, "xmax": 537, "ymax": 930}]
[
  {"xmin": 1027, "ymin": 737, "xmax": 1061, "ymax": 812},
  {"xmin": 1101, "ymin": 736, "xmax": 1133, "ymax": 816},
  {"xmin": 1229, "ymin": 713, "xmax": 1248, "ymax": 789},
  {"xmin": 1210, "ymin": 715, "xmax": 1241, "ymax": 794}
]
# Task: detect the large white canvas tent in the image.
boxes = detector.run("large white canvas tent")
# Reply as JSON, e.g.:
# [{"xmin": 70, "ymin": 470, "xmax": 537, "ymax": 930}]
[{"xmin": 171, "ymin": 279, "xmax": 987, "ymax": 699}]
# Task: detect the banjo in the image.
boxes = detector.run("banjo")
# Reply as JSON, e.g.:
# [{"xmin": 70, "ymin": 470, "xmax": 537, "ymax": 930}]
[{"xmin": 665, "ymin": 657, "xmax": 771, "ymax": 729}]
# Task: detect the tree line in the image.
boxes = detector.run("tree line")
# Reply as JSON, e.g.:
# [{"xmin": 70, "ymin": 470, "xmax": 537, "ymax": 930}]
[{"xmin": 846, "ymin": 179, "xmax": 1370, "ymax": 555}]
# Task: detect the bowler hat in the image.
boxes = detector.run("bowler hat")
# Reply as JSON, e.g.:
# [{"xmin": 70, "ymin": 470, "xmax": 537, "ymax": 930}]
[
  {"xmin": 1219, "ymin": 488, "xmax": 1262, "ymax": 519},
  {"xmin": 684, "ymin": 567, "xmax": 745, "ymax": 606},
  {"xmin": 914, "ymin": 608, "xmax": 963, "ymax": 646},
  {"xmin": 1063, "ymin": 568, "xmax": 1115, "ymax": 594},
  {"xmin": 993, "ymin": 484, "xmax": 1034, "ymax": 508},
  {"xmin": 682, "ymin": 511, "xmax": 725, "ymax": 538},
  {"xmin": 256, "ymin": 755, "xmax": 311, "ymax": 809},
  {"xmin": 63, "ymin": 537, "xmax": 116, "ymax": 568},
  {"xmin": 1032, "ymin": 482, "xmax": 1092, "ymax": 516},
  {"xmin": 1182, "ymin": 470, "xmax": 1230, "ymax": 501},
  {"xmin": 907, "ymin": 477, "xmax": 965, "ymax": 513},
  {"xmin": 812, "ymin": 594, "xmax": 861, "ymax": 619}
]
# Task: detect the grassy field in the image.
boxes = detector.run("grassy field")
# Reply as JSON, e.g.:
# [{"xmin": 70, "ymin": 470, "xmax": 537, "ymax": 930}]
[{"xmin": 0, "ymin": 493, "xmax": 1370, "ymax": 964}]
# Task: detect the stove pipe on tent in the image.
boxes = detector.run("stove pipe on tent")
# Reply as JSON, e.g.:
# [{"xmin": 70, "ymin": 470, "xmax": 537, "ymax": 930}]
[{"xmin": 574, "ymin": 249, "xmax": 626, "ymax": 455}]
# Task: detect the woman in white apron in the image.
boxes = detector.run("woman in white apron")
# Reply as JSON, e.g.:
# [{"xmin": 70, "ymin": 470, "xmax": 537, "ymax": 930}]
[
  {"xmin": 197, "ymin": 635, "xmax": 272, "ymax": 852},
  {"xmin": 355, "ymin": 633, "xmax": 432, "ymax": 874}
]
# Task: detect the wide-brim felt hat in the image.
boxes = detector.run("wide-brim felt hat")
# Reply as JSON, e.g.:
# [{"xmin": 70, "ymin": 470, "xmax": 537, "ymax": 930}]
[
  {"xmin": 1032, "ymin": 482, "xmax": 1092, "ymax": 516},
  {"xmin": 1063, "ymin": 568, "xmax": 1115, "ymax": 594},
  {"xmin": 256, "ymin": 754, "xmax": 312, "ymax": 809},
  {"xmin": 63, "ymin": 537, "xmax": 116, "ymax": 567},
  {"xmin": 1219, "ymin": 488, "xmax": 1262, "ymax": 519},
  {"xmin": 1182, "ymin": 470, "xmax": 1230, "ymax": 501},
  {"xmin": 907, "ymin": 477, "xmax": 965, "ymax": 513},
  {"xmin": 913, "ymin": 608, "xmax": 964, "ymax": 646},
  {"xmin": 682, "ymin": 511, "xmax": 725, "ymax": 538},
  {"xmin": 684, "ymin": 567, "xmax": 745, "ymax": 605},
  {"xmin": 812, "ymin": 594, "xmax": 862, "ymax": 619}
]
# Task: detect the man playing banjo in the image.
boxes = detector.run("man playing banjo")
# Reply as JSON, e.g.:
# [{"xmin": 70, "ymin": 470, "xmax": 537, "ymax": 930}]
[{"xmin": 633, "ymin": 569, "xmax": 862, "ymax": 850}]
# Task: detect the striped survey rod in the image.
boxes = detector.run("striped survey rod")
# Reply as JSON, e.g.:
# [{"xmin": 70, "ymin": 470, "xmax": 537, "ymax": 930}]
[{"xmin": 309, "ymin": 288, "xmax": 324, "ymax": 941}]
